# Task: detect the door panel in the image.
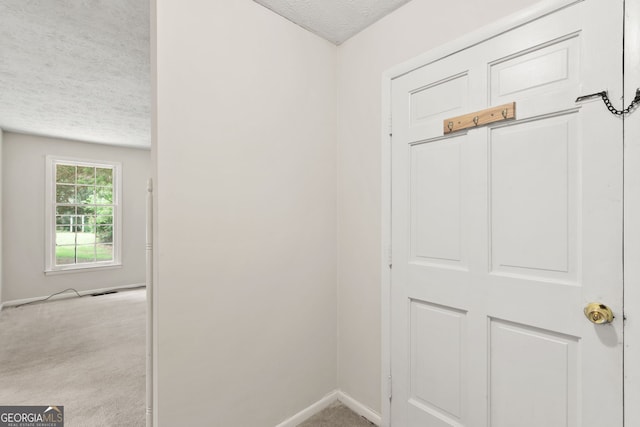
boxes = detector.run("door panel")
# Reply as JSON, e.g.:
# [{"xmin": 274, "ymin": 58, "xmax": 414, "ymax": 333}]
[
  {"xmin": 390, "ymin": 1, "xmax": 623, "ymax": 426},
  {"xmin": 489, "ymin": 319, "xmax": 579, "ymax": 427},
  {"xmin": 489, "ymin": 115, "xmax": 577, "ymax": 281},
  {"xmin": 411, "ymin": 73, "xmax": 470, "ymax": 126},
  {"xmin": 410, "ymin": 301, "xmax": 465, "ymax": 419},
  {"xmin": 411, "ymin": 138, "xmax": 465, "ymax": 267},
  {"xmin": 488, "ymin": 34, "xmax": 580, "ymax": 113}
]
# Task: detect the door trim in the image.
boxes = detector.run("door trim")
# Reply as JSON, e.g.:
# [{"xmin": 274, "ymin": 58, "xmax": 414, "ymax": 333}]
[
  {"xmin": 379, "ymin": 0, "xmax": 630, "ymax": 425},
  {"xmin": 624, "ymin": 0, "xmax": 640, "ymax": 425}
]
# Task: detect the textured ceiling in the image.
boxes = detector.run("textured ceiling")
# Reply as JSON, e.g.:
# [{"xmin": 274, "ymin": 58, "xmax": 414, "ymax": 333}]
[
  {"xmin": 0, "ymin": 0, "xmax": 150, "ymax": 147},
  {"xmin": 0, "ymin": 1, "xmax": 407, "ymax": 148},
  {"xmin": 254, "ymin": 0, "xmax": 412, "ymax": 44}
]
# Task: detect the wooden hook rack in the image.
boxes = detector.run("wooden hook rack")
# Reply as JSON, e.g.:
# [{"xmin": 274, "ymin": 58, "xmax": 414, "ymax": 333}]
[{"xmin": 443, "ymin": 102, "xmax": 516, "ymax": 134}]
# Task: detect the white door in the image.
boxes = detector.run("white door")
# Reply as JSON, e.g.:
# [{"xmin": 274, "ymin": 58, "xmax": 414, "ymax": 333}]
[{"xmin": 390, "ymin": 1, "xmax": 624, "ymax": 426}]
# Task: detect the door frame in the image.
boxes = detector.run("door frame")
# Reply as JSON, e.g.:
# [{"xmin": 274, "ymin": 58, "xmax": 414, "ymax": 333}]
[
  {"xmin": 624, "ymin": 0, "xmax": 640, "ymax": 425},
  {"xmin": 380, "ymin": 0, "xmax": 636, "ymax": 425}
]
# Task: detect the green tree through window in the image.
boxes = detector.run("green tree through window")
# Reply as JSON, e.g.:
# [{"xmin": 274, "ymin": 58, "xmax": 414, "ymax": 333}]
[{"xmin": 47, "ymin": 158, "xmax": 121, "ymax": 271}]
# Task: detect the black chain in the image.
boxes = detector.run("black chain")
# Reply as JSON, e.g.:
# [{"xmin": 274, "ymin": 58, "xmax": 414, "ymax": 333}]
[
  {"xmin": 602, "ymin": 89, "xmax": 640, "ymax": 115},
  {"xmin": 575, "ymin": 88, "xmax": 640, "ymax": 115}
]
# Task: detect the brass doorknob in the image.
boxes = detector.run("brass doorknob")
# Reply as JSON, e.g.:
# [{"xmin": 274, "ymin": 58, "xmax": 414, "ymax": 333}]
[{"xmin": 584, "ymin": 302, "xmax": 614, "ymax": 324}]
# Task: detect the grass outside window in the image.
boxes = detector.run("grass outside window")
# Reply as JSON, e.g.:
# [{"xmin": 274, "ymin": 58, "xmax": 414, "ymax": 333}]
[{"xmin": 47, "ymin": 157, "xmax": 121, "ymax": 272}]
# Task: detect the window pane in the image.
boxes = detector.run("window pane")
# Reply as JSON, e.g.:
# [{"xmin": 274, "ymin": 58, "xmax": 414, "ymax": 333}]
[
  {"xmin": 96, "ymin": 186, "xmax": 113, "ymax": 203},
  {"xmin": 56, "ymin": 225, "xmax": 71, "ymax": 233},
  {"xmin": 96, "ymin": 168, "xmax": 112, "ymax": 186},
  {"xmin": 56, "ymin": 215, "xmax": 72, "ymax": 225},
  {"xmin": 56, "ymin": 185, "xmax": 76, "ymax": 203},
  {"xmin": 75, "ymin": 223, "xmax": 92, "ymax": 234},
  {"xmin": 56, "ymin": 230, "xmax": 75, "ymax": 245},
  {"xmin": 73, "ymin": 212, "xmax": 92, "ymax": 231},
  {"xmin": 76, "ymin": 232, "xmax": 96, "ymax": 245},
  {"xmin": 76, "ymin": 245, "xmax": 96, "ymax": 263},
  {"xmin": 81, "ymin": 225, "xmax": 96, "ymax": 233},
  {"xmin": 77, "ymin": 186, "xmax": 95, "ymax": 204},
  {"xmin": 77, "ymin": 166, "xmax": 95, "ymax": 185},
  {"xmin": 57, "ymin": 215, "xmax": 87, "ymax": 228},
  {"xmin": 96, "ymin": 225, "xmax": 113, "ymax": 243},
  {"xmin": 56, "ymin": 245, "xmax": 76, "ymax": 265},
  {"xmin": 96, "ymin": 215, "xmax": 112, "ymax": 225},
  {"xmin": 96, "ymin": 206, "xmax": 113, "ymax": 216},
  {"xmin": 56, "ymin": 165, "xmax": 75, "ymax": 184},
  {"xmin": 96, "ymin": 244, "xmax": 113, "ymax": 261},
  {"xmin": 77, "ymin": 206, "xmax": 95, "ymax": 216},
  {"xmin": 56, "ymin": 206, "xmax": 76, "ymax": 215}
]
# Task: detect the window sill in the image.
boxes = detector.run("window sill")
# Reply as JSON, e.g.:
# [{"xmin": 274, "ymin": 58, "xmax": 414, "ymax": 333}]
[{"xmin": 44, "ymin": 263, "xmax": 122, "ymax": 276}]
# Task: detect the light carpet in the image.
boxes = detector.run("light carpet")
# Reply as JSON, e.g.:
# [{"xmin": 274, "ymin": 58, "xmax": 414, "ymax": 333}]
[
  {"xmin": 0, "ymin": 288, "xmax": 146, "ymax": 427},
  {"xmin": 298, "ymin": 402, "xmax": 377, "ymax": 427}
]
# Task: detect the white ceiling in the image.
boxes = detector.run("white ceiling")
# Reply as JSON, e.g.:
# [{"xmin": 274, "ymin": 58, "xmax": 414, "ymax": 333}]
[
  {"xmin": 254, "ymin": 0, "xmax": 412, "ymax": 45},
  {"xmin": 0, "ymin": 0, "xmax": 150, "ymax": 148},
  {"xmin": 0, "ymin": 1, "xmax": 408, "ymax": 148}
]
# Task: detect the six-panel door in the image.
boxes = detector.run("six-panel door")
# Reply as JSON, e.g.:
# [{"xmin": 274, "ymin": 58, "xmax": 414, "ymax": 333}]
[{"xmin": 390, "ymin": 1, "xmax": 624, "ymax": 426}]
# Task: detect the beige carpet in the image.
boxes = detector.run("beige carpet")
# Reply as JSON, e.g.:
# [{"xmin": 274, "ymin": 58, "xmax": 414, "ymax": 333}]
[
  {"xmin": 298, "ymin": 402, "xmax": 377, "ymax": 427},
  {"xmin": 0, "ymin": 289, "xmax": 146, "ymax": 427},
  {"xmin": 0, "ymin": 289, "xmax": 377, "ymax": 427}
]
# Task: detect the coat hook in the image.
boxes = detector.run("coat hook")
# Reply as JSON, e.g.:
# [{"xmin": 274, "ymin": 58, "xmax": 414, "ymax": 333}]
[{"xmin": 442, "ymin": 102, "xmax": 516, "ymax": 135}]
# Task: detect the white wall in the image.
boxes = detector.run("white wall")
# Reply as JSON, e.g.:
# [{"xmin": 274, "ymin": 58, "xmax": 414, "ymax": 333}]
[
  {"xmin": 1, "ymin": 132, "xmax": 150, "ymax": 303},
  {"xmin": 335, "ymin": 0, "xmax": 540, "ymax": 412},
  {"xmin": 154, "ymin": 1, "xmax": 337, "ymax": 425}
]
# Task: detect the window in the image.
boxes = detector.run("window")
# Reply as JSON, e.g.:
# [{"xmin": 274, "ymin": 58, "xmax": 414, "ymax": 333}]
[{"xmin": 45, "ymin": 157, "xmax": 122, "ymax": 272}]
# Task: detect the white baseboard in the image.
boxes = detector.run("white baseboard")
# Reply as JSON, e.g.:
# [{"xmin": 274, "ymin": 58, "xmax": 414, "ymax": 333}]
[
  {"xmin": 337, "ymin": 391, "xmax": 381, "ymax": 425},
  {"xmin": 274, "ymin": 389, "xmax": 381, "ymax": 427},
  {"xmin": 0, "ymin": 283, "xmax": 145, "ymax": 312},
  {"xmin": 275, "ymin": 390, "xmax": 339, "ymax": 427}
]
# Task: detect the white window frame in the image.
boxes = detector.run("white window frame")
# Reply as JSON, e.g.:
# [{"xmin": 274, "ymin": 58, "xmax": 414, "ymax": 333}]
[{"xmin": 45, "ymin": 155, "xmax": 122, "ymax": 273}]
